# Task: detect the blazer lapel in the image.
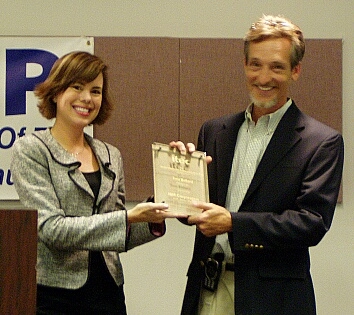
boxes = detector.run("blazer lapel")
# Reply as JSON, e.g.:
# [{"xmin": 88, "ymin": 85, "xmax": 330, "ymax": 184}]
[
  {"xmin": 215, "ymin": 113, "xmax": 245, "ymax": 205},
  {"xmin": 88, "ymin": 138, "xmax": 116, "ymax": 204},
  {"xmin": 33, "ymin": 129, "xmax": 94, "ymax": 196},
  {"xmin": 243, "ymin": 103, "xmax": 304, "ymax": 202},
  {"xmin": 62, "ymin": 137, "xmax": 116, "ymax": 204}
]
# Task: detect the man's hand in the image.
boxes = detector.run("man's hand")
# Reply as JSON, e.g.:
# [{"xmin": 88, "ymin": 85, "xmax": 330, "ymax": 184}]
[
  {"xmin": 169, "ymin": 141, "xmax": 212, "ymax": 164},
  {"xmin": 187, "ymin": 202, "xmax": 232, "ymax": 237},
  {"xmin": 169, "ymin": 141, "xmax": 196, "ymax": 155}
]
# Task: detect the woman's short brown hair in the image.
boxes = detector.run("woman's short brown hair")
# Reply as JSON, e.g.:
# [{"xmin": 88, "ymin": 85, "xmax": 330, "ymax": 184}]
[
  {"xmin": 34, "ymin": 51, "xmax": 113, "ymax": 125},
  {"xmin": 244, "ymin": 15, "xmax": 305, "ymax": 69}
]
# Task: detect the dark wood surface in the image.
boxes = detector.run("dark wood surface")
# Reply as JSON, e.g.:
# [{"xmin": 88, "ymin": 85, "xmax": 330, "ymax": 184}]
[{"xmin": 0, "ymin": 210, "xmax": 37, "ymax": 315}]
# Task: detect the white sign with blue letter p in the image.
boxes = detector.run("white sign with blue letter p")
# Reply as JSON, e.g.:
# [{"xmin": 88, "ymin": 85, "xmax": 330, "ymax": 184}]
[{"xmin": 0, "ymin": 37, "xmax": 94, "ymax": 199}]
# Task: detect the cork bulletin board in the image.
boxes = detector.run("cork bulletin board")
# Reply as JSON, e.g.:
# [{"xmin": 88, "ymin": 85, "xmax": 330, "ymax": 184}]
[{"xmin": 94, "ymin": 37, "xmax": 342, "ymax": 201}]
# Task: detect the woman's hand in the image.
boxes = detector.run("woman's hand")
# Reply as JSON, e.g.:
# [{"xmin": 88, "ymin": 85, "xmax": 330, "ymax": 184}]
[{"xmin": 127, "ymin": 202, "xmax": 188, "ymax": 224}]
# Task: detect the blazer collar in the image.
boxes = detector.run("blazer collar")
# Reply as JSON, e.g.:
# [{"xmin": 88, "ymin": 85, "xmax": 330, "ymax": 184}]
[
  {"xmin": 33, "ymin": 128, "xmax": 111, "ymax": 167},
  {"xmin": 33, "ymin": 129, "xmax": 115, "ymax": 201}
]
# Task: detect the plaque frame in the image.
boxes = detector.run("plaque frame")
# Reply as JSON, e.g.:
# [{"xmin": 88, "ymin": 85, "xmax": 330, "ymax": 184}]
[{"xmin": 152, "ymin": 142, "xmax": 209, "ymax": 215}]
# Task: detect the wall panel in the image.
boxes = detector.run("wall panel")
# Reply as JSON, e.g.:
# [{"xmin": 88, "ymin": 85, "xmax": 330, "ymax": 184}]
[
  {"xmin": 94, "ymin": 37, "xmax": 180, "ymax": 201},
  {"xmin": 179, "ymin": 38, "xmax": 342, "ymax": 143},
  {"xmin": 179, "ymin": 38, "xmax": 248, "ymax": 143},
  {"xmin": 95, "ymin": 38, "xmax": 342, "ymax": 201}
]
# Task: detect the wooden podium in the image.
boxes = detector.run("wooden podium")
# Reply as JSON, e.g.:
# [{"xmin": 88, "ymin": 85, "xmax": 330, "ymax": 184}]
[{"xmin": 0, "ymin": 209, "xmax": 37, "ymax": 315}]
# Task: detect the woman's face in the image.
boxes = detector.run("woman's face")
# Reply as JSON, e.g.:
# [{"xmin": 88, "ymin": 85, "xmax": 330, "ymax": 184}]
[{"xmin": 54, "ymin": 73, "xmax": 103, "ymax": 128}]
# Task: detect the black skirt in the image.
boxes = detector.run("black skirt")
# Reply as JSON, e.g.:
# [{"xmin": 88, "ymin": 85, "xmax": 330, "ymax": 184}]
[{"xmin": 37, "ymin": 251, "xmax": 127, "ymax": 315}]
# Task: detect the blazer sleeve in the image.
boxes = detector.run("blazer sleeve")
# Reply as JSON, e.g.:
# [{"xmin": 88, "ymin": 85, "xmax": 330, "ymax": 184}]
[{"xmin": 11, "ymin": 135, "xmax": 130, "ymax": 253}]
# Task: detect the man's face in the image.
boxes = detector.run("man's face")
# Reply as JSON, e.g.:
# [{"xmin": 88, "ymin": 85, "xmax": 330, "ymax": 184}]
[{"xmin": 244, "ymin": 37, "xmax": 301, "ymax": 112}]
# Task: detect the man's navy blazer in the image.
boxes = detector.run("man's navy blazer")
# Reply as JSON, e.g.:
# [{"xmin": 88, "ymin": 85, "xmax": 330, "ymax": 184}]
[{"xmin": 181, "ymin": 101, "xmax": 344, "ymax": 315}]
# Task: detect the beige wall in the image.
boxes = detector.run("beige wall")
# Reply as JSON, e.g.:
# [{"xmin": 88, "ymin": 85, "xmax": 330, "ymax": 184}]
[{"xmin": 1, "ymin": 1, "xmax": 353, "ymax": 314}]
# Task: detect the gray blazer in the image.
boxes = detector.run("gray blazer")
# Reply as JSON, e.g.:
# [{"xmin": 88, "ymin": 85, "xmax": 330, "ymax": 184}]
[{"xmin": 11, "ymin": 129, "xmax": 157, "ymax": 289}]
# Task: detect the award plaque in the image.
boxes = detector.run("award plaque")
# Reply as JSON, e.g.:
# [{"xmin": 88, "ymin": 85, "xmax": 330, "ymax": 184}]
[{"xmin": 152, "ymin": 142, "xmax": 209, "ymax": 215}]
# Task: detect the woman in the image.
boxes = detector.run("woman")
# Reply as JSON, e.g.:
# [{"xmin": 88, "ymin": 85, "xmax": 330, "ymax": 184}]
[{"xmin": 11, "ymin": 51, "xmax": 182, "ymax": 314}]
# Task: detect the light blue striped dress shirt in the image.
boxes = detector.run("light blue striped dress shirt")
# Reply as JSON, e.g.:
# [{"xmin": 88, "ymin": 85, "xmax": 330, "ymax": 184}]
[{"xmin": 213, "ymin": 99, "xmax": 292, "ymax": 263}]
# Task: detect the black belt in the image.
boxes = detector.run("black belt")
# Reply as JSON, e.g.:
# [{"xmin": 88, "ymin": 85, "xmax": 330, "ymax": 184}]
[{"xmin": 225, "ymin": 262, "xmax": 234, "ymax": 272}]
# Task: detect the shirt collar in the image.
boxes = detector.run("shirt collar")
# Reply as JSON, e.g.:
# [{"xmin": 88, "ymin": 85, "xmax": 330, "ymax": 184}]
[{"xmin": 245, "ymin": 98, "xmax": 292, "ymax": 133}]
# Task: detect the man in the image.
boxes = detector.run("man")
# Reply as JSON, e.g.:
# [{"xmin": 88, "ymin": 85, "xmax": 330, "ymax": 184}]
[{"xmin": 171, "ymin": 14, "xmax": 344, "ymax": 315}]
